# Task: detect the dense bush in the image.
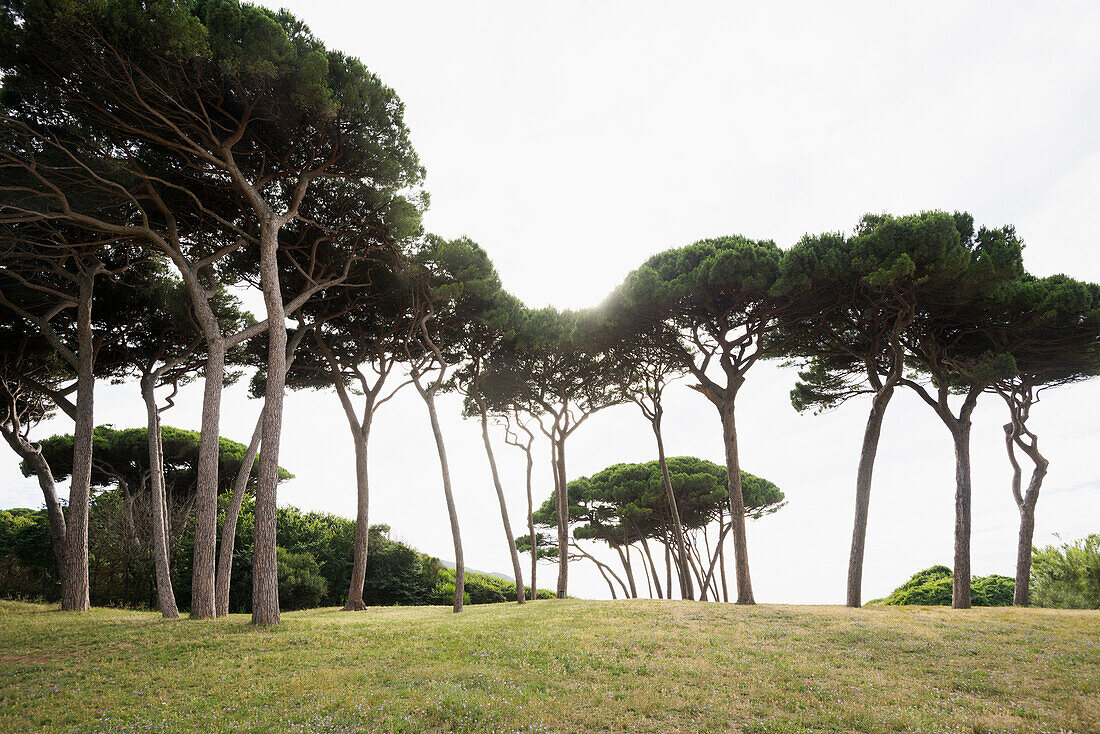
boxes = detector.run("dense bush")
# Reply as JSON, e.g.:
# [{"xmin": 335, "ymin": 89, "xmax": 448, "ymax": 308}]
[
  {"xmin": 1031, "ymin": 534, "xmax": 1100, "ymax": 609},
  {"xmin": 880, "ymin": 565, "xmax": 1013, "ymax": 606},
  {"xmin": 0, "ymin": 497, "xmax": 546, "ymax": 610}
]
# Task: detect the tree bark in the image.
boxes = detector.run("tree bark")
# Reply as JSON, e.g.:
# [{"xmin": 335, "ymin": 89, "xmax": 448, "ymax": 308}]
[
  {"xmin": 638, "ymin": 534, "xmax": 662, "ymax": 599},
  {"xmin": 950, "ymin": 421, "xmax": 973, "ymax": 610},
  {"xmin": 215, "ymin": 414, "xmax": 263, "ymax": 617},
  {"xmin": 252, "ymin": 222, "xmax": 288, "ymax": 626},
  {"xmin": 477, "ymin": 401, "xmax": 525, "ymax": 603},
  {"xmin": 553, "ymin": 433, "xmax": 569, "ymax": 599},
  {"xmin": 525, "ymin": 440, "xmax": 536, "ymax": 601},
  {"xmin": 190, "ymin": 337, "xmax": 225, "ymax": 619},
  {"xmin": 652, "ymin": 419, "xmax": 692, "ymax": 600},
  {"xmin": 616, "ymin": 545, "xmax": 637, "ymax": 598},
  {"xmin": 717, "ymin": 400, "xmax": 755, "ymax": 604},
  {"xmin": 62, "ymin": 276, "xmax": 95, "ymax": 612},
  {"xmin": 343, "ymin": 427, "xmax": 373, "ymax": 610},
  {"xmin": 413, "ymin": 373, "xmax": 465, "ymax": 613},
  {"xmin": 141, "ymin": 374, "xmax": 180, "ymax": 619},
  {"xmin": 1003, "ymin": 415, "xmax": 1048, "ymax": 606},
  {"xmin": 0, "ymin": 426, "xmax": 67, "ymax": 576},
  {"xmin": 846, "ymin": 383, "xmax": 896, "ymax": 607}
]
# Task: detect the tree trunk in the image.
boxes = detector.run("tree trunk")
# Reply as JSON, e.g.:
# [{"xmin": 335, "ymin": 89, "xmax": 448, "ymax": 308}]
[
  {"xmin": 0, "ymin": 427, "xmax": 67, "ymax": 576},
  {"xmin": 1003, "ymin": 415, "xmax": 1048, "ymax": 606},
  {"xmin": 847, "ymin": 383, "xmax": 895, "ymax": 607},
  {"xmin": 141, "ymin": 375, "xmax": 180, "ymax": 619},
  {"xmin": 639, "ymin": 534, "xmax": 662, "ymax": 599},
  {"xmin": 616, "ymin": 545, "xmax": 638, "ymax": 598},
  {"xmin": 478, "ymin": 402, "xmax": 525, "ymax": 603},
  {"xmin": 664, "ymin": 542, "xmax": 673, "ymax": 599},
  {"xmin": 554, "ymin": 433, "xmax": 569, "ymax": 599},
  {"xmin": 62, "ymin": 276, "xmax": 95, "ymax": 612},
  {"xmin": 638, "ymin": 544, "xmax": 654, "ymax": 598},
  {"xmin": 950, "ymin": 422, "xmax": 973, "ymax": 610},
  {"xmin": 252, "ymin": 223, "xmax": 288, "ymax": 626},
  {"xmin": 700, "ymin": 521, "xmax": 732, "ymax": 598},
  {"xmin": 718, "ymin": 513, "xmax": 729, "ymax": 602},
  {"xmin": 717, "ymin": 401, "xmax": 755, "ymax": 604},
  {"xmin": 191, "ymin": 338, "xmax": 225, "ymax": 619},
  {"xmin": 525, "ymin": 444, "xmax": 536, "ymax": 601},
  {"xmin": 653, "ymin": 420, "xmax": 693, "ymax": 600},
  {"xmin": 215, "ymin": 414, "xmax": 263, "ymax": 617},
  {"xmin": 414, "ymin": 376, "xmax": 464, "ymax": 613},
  {"xmin": 342, "ymin": 426, "xmax": 373, "ymax": 611}
]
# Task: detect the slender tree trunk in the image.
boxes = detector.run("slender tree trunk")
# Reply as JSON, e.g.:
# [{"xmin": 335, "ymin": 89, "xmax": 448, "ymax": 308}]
[
  {"xmin": 478, "ymin": 402, "xmax": 525, "ymax": 603},
  {"xmin": 638, "ymin": 544, "xmax": 654, "ymax": 598},
  {"xmin": 62, "ymin": 277, "xmax": 94, "ymax": 612},
  {"xmin": 847, "ymin": 383, "xmax": 896, "ymax": 607},
  {"xmin": 525, "ymin": 445, "xmax": 536, "ymax": 601},
  {"xmin": 573, "ymin": 542, "xmax": 630, "ymax": 598},
  {"xmin": 141, "ymin": 375, "xmax": 179, "ymax": 619},
  {"xmin": 554, "ymin": 433, "xmax": 569, "ymax": 599},
  {"xmin": 191, "ymin": 338, "xmax": 225, "ymax": 619},
  {"xmin": 718, "ymin": 513, "xmax": 729, "ymax": 603},
  {"xmin": 342, "ymin": 427, "xmax": 373, "ymax": 611},
  {"xmin": 639, "ymin": 534, "xmax": 662, "ymax": 599},
  {"xmin": 653, "ymin": 420, "xmax": 692, "ymax": 600},
  {"xmin": 596, "ymin": 562, "xmax": 618, "ymax": 599},
  {"xmin": 252, "ymin": 223, "xmax": 288, "ymax": 626},
  {"xmin": 1, "ymin": 428, "xmax": 67, "ymax": 576},
  {"xmin": 684, "ymin": 536, "xmax": 706, "ymax": 598},
  {"xmin": 950, "ymin": 422, "xmax": 973, "ymax": 610},
  {"xmin": 664, "ymin": 542, "xmax": 673, "ymax": 598},
  {"xmin": 215, "ymin": 415, "xmax": 263, "ymax": 617},
  {"xmin": 616, "ymin": 545, "xmax": 638, "ymax": 598},
  {"xmin": 717, "ymin": 400, "xmax": 755, "ymax": 604},
  {"xmin": 700, "ymin": 522, "xmax": 732, "ymax": 599},
  {"xmin": 414, "ymin": 376, "xmax": 464, "ymax": 613}
]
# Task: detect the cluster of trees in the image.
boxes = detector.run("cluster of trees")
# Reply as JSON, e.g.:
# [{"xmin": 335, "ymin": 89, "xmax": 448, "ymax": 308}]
[
  {"xmin": 2, "ymin": 1, "xmax": 1098, "ymax": 625},
  {"xmin": 0, "ymin": 492, "xmax": 550, "ymax": 610}
]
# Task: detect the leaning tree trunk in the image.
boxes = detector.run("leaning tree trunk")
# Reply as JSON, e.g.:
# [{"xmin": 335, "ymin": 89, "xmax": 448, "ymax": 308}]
[
  {"xmin": 62, "ymin": 277, "xmax": 95, "ymax": 612},
  {"xmin": 1003, "ymin": 419, "xmax": 1048, "ymax": 606},
  {"xmin": 414, "ymin": 377, "xmax": 465, "ymax": 613},
  {"xmin": 949, "ymin": 421, "xmax": 974, "ymax": 610},
  {"xmin": 653, "ymin": 419, "xmax": 692, "ymax": 600},
  {"xmin": 477, "ymin": 401, "xmax": 525, "ymax": 603},
  {"xmin": 554, "ymin": 434, "xmax": 569, "ymax": 599},
  {"xmin": 847, "ymin": 382, "xmax": 896, "ymax": 607},
  {"xmin": 141, "ymin": 375, "xmax": 180, "ymax": 619},
  {"xmin": 638, "ymin": 534, "xmax": 662, "ymax": 599},
  {"xmin": 716, "ymin": 400, "xmax": 755, "ymax": 604},
  {"xmin": 524, "ymin": 443, "xmax": 537, "ymax": 601},
  {"xmin": 1, "ymin": 428, "xmax": 67, "ymax": 575},
  {"xmin": 252, "ymin": 223, "xmax": 289, "ymax": 626},
  {"xmin": 215, "ymin": 415, "xmax": 263, "ymax": 617},
  {"xmin": 191, "ymin": 337, "xmax": 225, "ymax": 619}
]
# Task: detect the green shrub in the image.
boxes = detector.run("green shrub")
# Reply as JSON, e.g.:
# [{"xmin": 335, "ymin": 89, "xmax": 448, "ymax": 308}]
[
  {"xmin": 882, "ymin": 565, "xmax": 1012, "ymax": 606},
  {"xmin": 276, "ymin": 547, "xmax": 329, "ymax": 610},
  {"xmin": 1031, "ymin": 534, "xmax": 1100, "ymax": 609}
]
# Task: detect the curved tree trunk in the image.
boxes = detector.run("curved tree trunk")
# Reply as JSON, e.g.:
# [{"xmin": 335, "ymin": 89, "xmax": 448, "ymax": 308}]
[
  {"xmin": 191, "ymin": 338, "xmax": 225, "ymax": 619},
  {"xmin": 141, "ymin": 375, "xmax": 180, "ymax": 619},
  {"xmin": 553, "ymin": 434, "xmax": 569, "ymax": 599},
  {"xmin": 0, "ymin": 426, "xmax": 67, "ymax": 576},
  {"xmin": 616, "ymin": 545, "xmax": 638, "ymax": 598},
  {"xmin": 525, "ymin": 443, "xmax": 536, "ymax": 600},
  {"xmin": 638, "ymin": 534, "xmax": 662, "ymax": 599},
  {"xmin": 252, "ymin": 223, "xmax": 288, "ymax": 626},
  {"xmin": 215, "ymin": 414, "xmax": 263, "ymax": 617},
  {"xmin": 847, "ymin": 383, "xmax": 896, "ymax": 607},
  {"xmin": 414, "ymin": 375, "xmax": 465, "ymax": 613},
  {"xmin": 62, "ymin": 277, "xmax": 95, "ymax": 612},
  {"xmin": 1003, "ymin": 416, "xmax": 1048, "ymax": 606},
  {"xmin": 717, "ymin": 401, "xmax": 755, "ymax": 604},
  {"xmin": 477, "ymin": 401, "xmax": 525, "ymax": 603},
  {"xmin": 700, "ymin": 521, "xmax": 733, "ymax": 599},
  {"xmin": 653, "ymin": 420, "xmax": 692, "ymax": 600}
]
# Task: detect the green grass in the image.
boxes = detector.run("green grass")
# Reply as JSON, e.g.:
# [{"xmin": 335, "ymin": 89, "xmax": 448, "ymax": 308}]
[{"xmin": 1, "ymin": 599, "xmax": 1097, "ymax": 733}]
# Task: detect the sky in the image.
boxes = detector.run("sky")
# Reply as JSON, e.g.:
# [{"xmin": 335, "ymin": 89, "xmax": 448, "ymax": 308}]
[{"xmin": 3, "ymin": 1, "xmax": 1100, "ymax": 604}]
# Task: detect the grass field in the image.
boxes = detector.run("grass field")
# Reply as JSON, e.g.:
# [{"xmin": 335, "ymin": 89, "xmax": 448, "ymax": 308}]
[{"xmin": 0, "ymin": 599, "xmax": 1097, "ymax": 734}]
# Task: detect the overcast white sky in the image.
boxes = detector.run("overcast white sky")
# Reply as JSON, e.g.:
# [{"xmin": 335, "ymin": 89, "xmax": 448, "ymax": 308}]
[{"xmin": 3, "ymin": 1, "xmax": 1099, "ymax": 604}]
